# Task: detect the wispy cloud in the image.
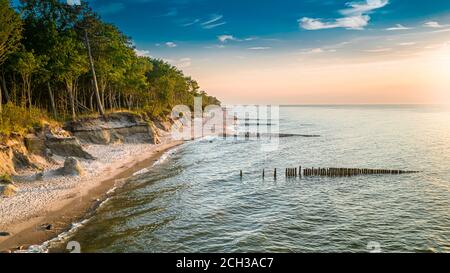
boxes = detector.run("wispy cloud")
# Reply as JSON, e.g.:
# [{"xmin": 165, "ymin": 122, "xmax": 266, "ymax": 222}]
[
  {"xmin": 299, "ymin": 0, "xmax": 389, "ymax": 30},
  {"xmin": 165, "ymin": 42, "xmax": 177, "ymax": 48},
  {"xmin": 431, "ymin": 28, "xmax": 450, "ymax": 33},
  {"xmin": 218, "ymin": 35, "xmax": 236, "ymax": 43},
  {"xmin": 300, "ymin": 48, "xmax": 337, "ymax": 54},
  {"xmin": 203, "ymin": 22, "xmax": 226, "ymax": 29},
  {"xmin": 364, "ymin": 48, "xmax": 392, "ymax": 52},
  {"xmin": 204, "ymin": 44, "xmax": 227, "ymax": 49},
  {"xmin": 201, "ymin": 15, "xmax": 223, "ymax": 26},
  {"xmin": 181, "ymin": 19, "xmax": 200, "ymax": 27},
  {"xmin": 134, "ymin": 48, "xmax": 152, "ymax": 57},
  {"xmin": 180, "ymin": 14, "xmax": 226, "ymax": 29},
  {"xmin": 397, "ymin": 42, "xmax": 416, "ymax": 46},
  {"xmin": 248, "ymin": 47, "xmax": 272, "ymax": 50},
  {"xmin": 299, "ymin": 16, "xmax": 370, "ymax": 30},
  {"xmin": 165, "ymin": 58, "xmax": 192, "ymax": 69},
  {"xmin": 217, "ymin": 35, "xmax": 257, "ymax": 43},
  {"xmin": 424, "ymin": 21, "xmax": 448, "ymax": 28},
  {"xmin": 340, "ymin": 0, "xmax": 389, "ymax": 16},
  {"xmin": 386, "ymin": 24, "xmax": 411, "ymax": 31},
  {"xmin": 176, "ymin": 58, "xmax": 192, "ymax": 68},
  {"xmin": 201, "ymin": 14, "xmax": 226, "ymax": 29}
]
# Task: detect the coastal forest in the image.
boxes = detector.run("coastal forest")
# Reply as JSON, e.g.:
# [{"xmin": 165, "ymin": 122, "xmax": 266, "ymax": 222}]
[{"xmin": 0, "ymin": 0, "xmax": 220, "ymax": 136}]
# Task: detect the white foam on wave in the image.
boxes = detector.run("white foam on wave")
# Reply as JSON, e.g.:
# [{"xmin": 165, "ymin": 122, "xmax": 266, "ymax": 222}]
[
  {"xmin": 17, "ymin": 146, "xmax": 185, "ymax": 253},
  {"xmin": 152, "ymin": 146, "xmax": 180, "ymax": 166},
  {"xmin": 16, "ymin": 194, "xmax": 117, "ymax": 253},
  {"xmin": 15, "ymin": 218, "xmax": 91, "ymax": 253},
  {"xmin": 133, "ymin": 168, "xmax": 149, "ymax": 176},
  {"xmin": 106, "ymin": 186, "xmax": 117, "ymax": 195},
  {"xmin": 199, "ymin": 135, "xmax": 221, "ymax": 142}
]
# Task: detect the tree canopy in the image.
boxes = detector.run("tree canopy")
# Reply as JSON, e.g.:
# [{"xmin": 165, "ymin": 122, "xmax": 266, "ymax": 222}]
[{"xmin": 0, "ymin": 0, "xmax": 220, "ymax": 125}]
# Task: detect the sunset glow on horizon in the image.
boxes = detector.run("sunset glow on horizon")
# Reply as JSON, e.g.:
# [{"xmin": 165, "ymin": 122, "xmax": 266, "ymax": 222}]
[
  {"xmin": 82, "ymin": 0, "xmax": 450, "ymax": 104},
  {"xmin": 188, "ymin": 41, "xmax": 450, "ymax": 105}
]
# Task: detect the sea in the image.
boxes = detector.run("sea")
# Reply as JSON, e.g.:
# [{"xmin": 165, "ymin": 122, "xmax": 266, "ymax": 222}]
[{"xmin": 47, "ymin": 105, "xmax": 450, "ymax": 253}]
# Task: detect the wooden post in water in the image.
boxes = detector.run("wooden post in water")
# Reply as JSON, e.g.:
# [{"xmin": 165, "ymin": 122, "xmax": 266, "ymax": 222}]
[
  {"xmin": 240, "ymin": 170, "xmax": 243, "ymax": 179},
  {"xmin": 274, "ymin": 168, "xmax": 277, "ymax": 180},
  {"xmin": 299, "ymin": 166, "xmax": 302, "ymax": 178},
  {"xmin": 263, "ymin": 169, "xmax": 265, "ymax": 179}
]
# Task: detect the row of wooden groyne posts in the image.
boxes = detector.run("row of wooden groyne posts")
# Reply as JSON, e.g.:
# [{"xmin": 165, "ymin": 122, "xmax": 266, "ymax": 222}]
[{"xmin": 240, "ymin": 167, "xmax": 419, "ymax": 179}]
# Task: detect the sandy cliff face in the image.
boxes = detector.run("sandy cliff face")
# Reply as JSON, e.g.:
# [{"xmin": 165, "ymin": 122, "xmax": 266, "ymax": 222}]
[
  {"xmin": 0, "ymin": 138, "xmax": 39, "ymax": 175},
  {"xmin": 65, "ymin": 112, "xmax": 162, "ymax": 145},
  {"xmin": 0, "ymin": 112, "xmax": 177, "ymax": 176},
  {"xmin": 0, "ymin": 126, "xmax": 93, "ymax": 175}
]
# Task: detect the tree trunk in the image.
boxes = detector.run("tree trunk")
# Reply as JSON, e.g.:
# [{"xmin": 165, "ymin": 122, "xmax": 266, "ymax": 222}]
[
  {"xmin": 0, "ymin": 83, "xmax": 3, "ymax": 119},
  {"xmin": 89, "ymin": 91, "xmax": 94, "ymax": 112},
  {"xmin": 109, "ymin": 88, "xmax": 113, "ymax": 111},
  {"xmin": 47, "ymin": 82, "xmax": 57, "ymax": 119},
  {"xmin": 67, "ymin": 82, "xmax": 76, "ymax": 120},
  {"xmin": 26, "ymin": 77, "xmax": 32, "ymax": 109},
  {"xmin": 84, "ymin": 29, "xmax": 105, "ymax": 116},
  {"xmin": 1, "ymin": 71, "xmax": 9, "ymax": 102}
]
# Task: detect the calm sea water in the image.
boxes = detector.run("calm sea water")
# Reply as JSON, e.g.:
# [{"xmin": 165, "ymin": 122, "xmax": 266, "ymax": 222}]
[{"xmin": 50, "ymin": 105, "xmax": 450, "ymax": 253}]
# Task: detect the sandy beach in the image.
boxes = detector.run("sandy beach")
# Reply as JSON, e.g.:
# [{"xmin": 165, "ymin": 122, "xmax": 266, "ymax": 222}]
[{"xmin": 0, "ymin": 137, "xmax": 183, "ymax": 252}]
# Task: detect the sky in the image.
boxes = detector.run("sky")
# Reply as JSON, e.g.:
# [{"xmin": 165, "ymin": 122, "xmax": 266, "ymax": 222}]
[{"xmin": 40, "ymin": 1, "xmax": 450, "ymax": 104}]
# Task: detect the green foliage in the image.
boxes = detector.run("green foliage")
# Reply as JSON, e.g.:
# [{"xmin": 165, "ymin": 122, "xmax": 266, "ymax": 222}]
[
  {"xmin": 0, "ymin": 0, "xmax": 23, "ymax": 65},
  {"xmin": 0, "ymin": 173, "xmax": 13, "ymax": 184},
  {"xmin": 51, "ymin": 32, "xmax": 88, "ymax": 85},
  {"xmin": 0, "ymin": 102, "xmax": 48, "ymax": 136},
  {"xmin": 0, "ymin": 0, "xmax": 220, "ymax": 124}
]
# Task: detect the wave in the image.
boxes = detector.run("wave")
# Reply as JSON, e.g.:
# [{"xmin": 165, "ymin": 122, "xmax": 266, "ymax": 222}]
[
  {"xmin": 152, "ymin": 146, "xmax": 182, "ymax": 166},
  {"xmin": 15, "ymin": 218, "xmax": 91, "ymax": 253},
  {"xmin": 133, "ymin": 168, "xmax": 150, "ymax": 176},
  {"xmin": 17, "ymin": 191, "xmax": 118, "ymax": 253}
]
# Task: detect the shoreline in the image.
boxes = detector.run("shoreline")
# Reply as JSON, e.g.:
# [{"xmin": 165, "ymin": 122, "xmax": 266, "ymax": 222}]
[{"xmin": 0, "ymin": 139, "xmax": 183, "ymax": 252}]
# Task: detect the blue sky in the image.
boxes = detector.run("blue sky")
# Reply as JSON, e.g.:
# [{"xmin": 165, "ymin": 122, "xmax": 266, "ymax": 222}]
[
  {"xmin": 87, "ymin": 0, "xmax": 450, "ymax": 50},
  {"xmin": 90, "ymin": 0, "xmax": 450, "ymax": 104},
  {"xmin": 13, "ymin": 0, "xmax": 450, "ymax": 103}
]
